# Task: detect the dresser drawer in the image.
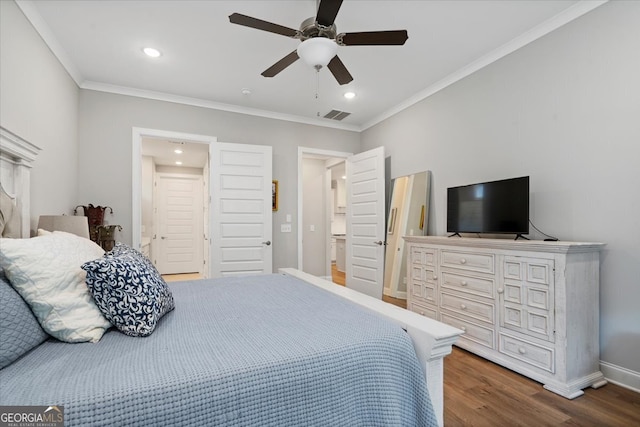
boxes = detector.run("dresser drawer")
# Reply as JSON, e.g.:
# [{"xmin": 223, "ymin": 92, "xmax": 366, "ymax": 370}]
[
  {"xmin": 501, "ymin": 303, "xmax": 554, "ymax": 342},
  {"xmin": 441, "ymin": 271, "xmax": 494, "ymax": 298},
  {"xmin": 441, "ymin": 292, "xmax": 494, "ymax": 323},
  {"xmin": 411, "ymin": 246, "xmax": 436, "ymax": 266},
  {"xmin": 499, "ymin": 333, "xmax": 555, "ymax": 373},
  {"xmin": 410, "ymin": 264, "xmax": 437, "ymax": 284},
  {"xmin": 410, "ymin": 280, "xmax": 437, "ymax": 304},
  {"xmin": 409, "ymin": 300, "xmax": 438, "ymax": 320},
  {"xmin": 441, "ymin": 250, "xmax": 494, "ymax": 274},
  {"xmin": 504, "ymin": 257, "xmax": 553, "ymax": 286},
  {"xmin": 441, "ymin": 312, "xmax": 494, "ymax": 349}
]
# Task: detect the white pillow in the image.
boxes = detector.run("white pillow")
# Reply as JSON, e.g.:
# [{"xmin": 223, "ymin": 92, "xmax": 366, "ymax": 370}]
[
  {"xmin": 37, "ymin": 228, "xmax": 52, "ymax": 236},
  {"xmin": 0, "ymin": 231, "xmax": 111, "ymax": 342}
]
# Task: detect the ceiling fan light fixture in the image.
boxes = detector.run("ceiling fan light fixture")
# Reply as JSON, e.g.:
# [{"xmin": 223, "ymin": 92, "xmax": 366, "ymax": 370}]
[{"xmin": 297, "ymin": 37, "xmax": 337, "ymax": 69}]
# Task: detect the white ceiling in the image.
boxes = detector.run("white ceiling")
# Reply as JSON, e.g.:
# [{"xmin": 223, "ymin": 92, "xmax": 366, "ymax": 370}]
[
  {"xmin": 141, "ymin": 137, "xmax": 209, "ymax": 168},
  {"xmin": 19, "ymin": 0, "xmax": 603, "ymax": 131}
]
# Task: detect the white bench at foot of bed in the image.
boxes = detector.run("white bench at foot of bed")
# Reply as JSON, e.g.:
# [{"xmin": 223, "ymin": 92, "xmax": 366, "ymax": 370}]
[{"xmin": 279, "ymin": 268, "xmax": 463, "ymax": 427}]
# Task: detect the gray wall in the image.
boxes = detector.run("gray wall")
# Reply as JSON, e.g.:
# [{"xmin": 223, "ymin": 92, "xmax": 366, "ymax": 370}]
[
  {"xmin": 361, "ymin": 1, "xmax": 640, "ymax": 373},
  {"xmin": 0, "ymin": 0, "xmax": 79, "ymax": 230},
  {"xmin": 77, "ymin": 90, "xmax": 360, "ymax": 271}
]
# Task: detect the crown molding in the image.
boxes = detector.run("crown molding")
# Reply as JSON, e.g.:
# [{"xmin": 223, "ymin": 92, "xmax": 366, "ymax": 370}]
[
  {"xmin": 81, "ymin": 81, "xmax": 361, "ymax": 132},
  {"xmin": 361, "ymin": 0, "xmax": 609, "ymax": 131}
]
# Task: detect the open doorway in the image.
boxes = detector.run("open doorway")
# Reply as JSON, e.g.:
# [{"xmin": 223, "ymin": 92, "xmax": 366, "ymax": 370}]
[
  {"xmin": 328, "ymin": 162, "xmax": 346, "ymax": 284},
  {"xmin": 299, "ymin": 146, "xmax": 388, "ymax": 300},
  {"xmin": 142, "ymin": 137, "xmax": 209, "ymax": 278},
  {"xmin": 298, "ymin": 147, "xmax": 352, "ymax": 282},
  {"xmin": 132, "ymin": 128, "xmax": 215, "ymax": 279}
]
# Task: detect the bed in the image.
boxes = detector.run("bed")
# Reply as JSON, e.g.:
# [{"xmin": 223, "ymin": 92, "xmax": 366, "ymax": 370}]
[{"xmin": 0, "ymin": 126, "xmax": 462, "ymax": 426}]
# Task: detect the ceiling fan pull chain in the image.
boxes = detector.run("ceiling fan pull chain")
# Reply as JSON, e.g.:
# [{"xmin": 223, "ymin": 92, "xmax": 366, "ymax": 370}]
[{"xmin": 315, "ymin": 68, "xmax": 321, "ymax": 116}]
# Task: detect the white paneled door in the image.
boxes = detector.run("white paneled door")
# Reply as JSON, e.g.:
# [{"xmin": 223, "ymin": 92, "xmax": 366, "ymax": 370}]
[
  {"xmin": 156, "ymin": 174, "xmax": 204, "ymax": 275},
  {"xmin": 211, "ymin": 142, "xmax": 273, "ymax": 277},
  {"xmin": 346, "ymin": 147, "xmax": 386, "ymax": 298}
]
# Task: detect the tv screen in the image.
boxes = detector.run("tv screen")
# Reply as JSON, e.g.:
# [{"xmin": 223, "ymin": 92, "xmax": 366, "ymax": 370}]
[{"xmin": 447, "ymin": 176, "xmax": 529, "ymax": 235}]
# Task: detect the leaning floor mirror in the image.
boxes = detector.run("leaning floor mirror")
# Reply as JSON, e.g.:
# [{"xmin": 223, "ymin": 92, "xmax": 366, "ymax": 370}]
[{"xmin": 383, "ymin": 171, "xmax": 431, "ymax": 300}]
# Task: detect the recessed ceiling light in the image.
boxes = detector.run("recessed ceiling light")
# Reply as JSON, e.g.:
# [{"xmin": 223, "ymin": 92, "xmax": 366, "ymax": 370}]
[
  {"xmin": 344, "ymin": 92, "xmax": 356, "ymax": 99},
  {"xmin": 175, "ymin": 161, "xmax": 182, "ymax": 165},
  {"xmin": 241, "ymin": 88, "xmax": 252, "ymax": 95},
  {"xmin": 174, "ymin": 149, "xmax": 183, "ymax": 154},
  {"xmin": 342, "ymin": 175, "xmax": 346, "ymax": 179},
  {"xmin": 143, "ymin": 47, "xmax": 161, "ymax": 58}
]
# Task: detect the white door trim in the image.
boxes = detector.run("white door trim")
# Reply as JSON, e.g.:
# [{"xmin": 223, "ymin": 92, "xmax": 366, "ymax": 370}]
[
  {"xmin": 297, "ymin": 147, "xmax": 352, "ymax": 273},
  {"xmin": 132, "ymin": 127, "xmax": 216, "ymax": 274}
]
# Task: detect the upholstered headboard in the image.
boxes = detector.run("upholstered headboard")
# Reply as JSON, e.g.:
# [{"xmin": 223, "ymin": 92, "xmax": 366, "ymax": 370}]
[{"xmin": 0, "ymin": 127, "xmax": 41, "ymax": 238}]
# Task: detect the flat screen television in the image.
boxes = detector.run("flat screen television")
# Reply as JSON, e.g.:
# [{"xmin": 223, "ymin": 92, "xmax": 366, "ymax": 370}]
[{"xmin": 447, "ymin": 176, "xmax": 529, "ymax": 235}]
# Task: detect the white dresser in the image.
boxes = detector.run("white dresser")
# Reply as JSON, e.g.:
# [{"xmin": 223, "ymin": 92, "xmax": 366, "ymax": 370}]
[{"xmin": 404, "ymin": 236, "xmax": 607, "ymax": 399}]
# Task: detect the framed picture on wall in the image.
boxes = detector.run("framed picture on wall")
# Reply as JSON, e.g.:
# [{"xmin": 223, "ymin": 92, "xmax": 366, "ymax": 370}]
[{"xmin": 272, "ymin": 180, "xmax": 279, "ymax": 211}]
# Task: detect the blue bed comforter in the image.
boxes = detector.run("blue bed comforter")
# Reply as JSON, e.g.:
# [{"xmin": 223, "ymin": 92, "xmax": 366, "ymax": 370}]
[{"xmin": 0, "ymin": 274, "xmax": 436, "ymax": 426}]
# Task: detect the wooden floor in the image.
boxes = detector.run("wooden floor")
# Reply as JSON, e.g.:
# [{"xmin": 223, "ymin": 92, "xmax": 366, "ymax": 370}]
[
  {"xmin": 162, "ymin": 273, "xmax": 202, "ymax": 282},
  {"xmin": 444, "ymin": 347, "xmax": 640, "ymax": 426}
]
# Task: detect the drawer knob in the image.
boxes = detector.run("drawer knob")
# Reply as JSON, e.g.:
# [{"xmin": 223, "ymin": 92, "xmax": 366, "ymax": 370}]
[
  {"xmin": 420, "ymin": 311, "xmax": 425, "ymax": 316},
  {"xmin": 433, "ymin": 275, "xmax": 438, "ymax": 280},
  {"xmin": 518, "ymin": 347, "xmax": 526, "ymax": 354},
  {"xmin": 461, "ymin": 280, "xmax": 468, "ymax": 286},
  {"xmin": 460, "ymin": 304, "xmax": 467, "ymax": 310},
  {"xmin": 460, "ymin": 258, "xmax": 467, "ymax": 264},
  {"xmin": 497, "ymin": 288, "xmax": 504, "ymax": 294},
  {"xmin": 461, "ymin": 326, "xmax": 467, "ymax": 332}
]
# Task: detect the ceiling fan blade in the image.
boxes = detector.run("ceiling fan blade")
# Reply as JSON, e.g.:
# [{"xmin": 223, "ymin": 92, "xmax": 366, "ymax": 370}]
[
  {"xmin": 316, "ymin": 0, "xmax": 343, "ymax": 27},
  {"xmin": 339, "ymin": 30, "xmax": 408, "ymax": 46},
  {"xmin": 261, "ymin": 51, "xmax": 300, "ymax": 77},
  {"xmin": 229, "ymin": 13, "xmax": 298, "ymax": 38},
  {"xmin": 327, "ymin": 56, "xmax": 353, "ymax": 85}
]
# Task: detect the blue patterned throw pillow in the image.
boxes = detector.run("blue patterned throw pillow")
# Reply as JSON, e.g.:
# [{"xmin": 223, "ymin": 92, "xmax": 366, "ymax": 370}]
[
  {"xmin": 104, "ymin": 241, "xmax": 138, "ymax": 258},
  {"xmin": 81, "ymin": 245, "xmax": 174, "ymax": 337}
]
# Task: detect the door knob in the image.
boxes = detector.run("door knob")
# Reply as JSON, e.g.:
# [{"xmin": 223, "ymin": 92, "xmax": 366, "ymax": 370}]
[
  {"xmin": 262, "ymin": 240, "xmax": 271, "ymax": 246},
  {"xmin": 373, "ymin": 240, "xmax": 384, "ymax": 245}
]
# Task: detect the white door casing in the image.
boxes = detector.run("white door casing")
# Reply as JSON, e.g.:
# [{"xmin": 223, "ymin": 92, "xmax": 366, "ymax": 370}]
[
  {"xmin": 346, "ymin": 146, "xmax": 386, "ymax": 299},
  {"xmin": 296, "ymin": 147, "xmax": 353, "ymax": 275},
  {"xmin": 132, "ymin": 127, "xmax": 216, "ymax": 256},
  {"xmin": 211, "ymin": 142, "xmax": 273, "ymax": 277},
  {"xmin": 156, "ymin": 173, "xmax": 204, "ymax": 275}
]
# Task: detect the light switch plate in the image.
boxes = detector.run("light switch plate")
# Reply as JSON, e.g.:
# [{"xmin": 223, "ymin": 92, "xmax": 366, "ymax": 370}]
[{"xmin": 281, "ymin": 223, "xmax": 292, "ymax": 233}]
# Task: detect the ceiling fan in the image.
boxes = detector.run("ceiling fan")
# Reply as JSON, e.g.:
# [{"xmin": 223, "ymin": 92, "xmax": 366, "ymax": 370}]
[{"xmin": 229, "ymin": 0, "xmax": 408, "ymax": 85}]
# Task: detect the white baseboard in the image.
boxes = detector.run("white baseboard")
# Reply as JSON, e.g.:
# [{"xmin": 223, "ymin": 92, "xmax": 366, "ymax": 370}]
[{"xmin": 601, "ymin": 361, "xmax": 640, "ymax": 393}]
